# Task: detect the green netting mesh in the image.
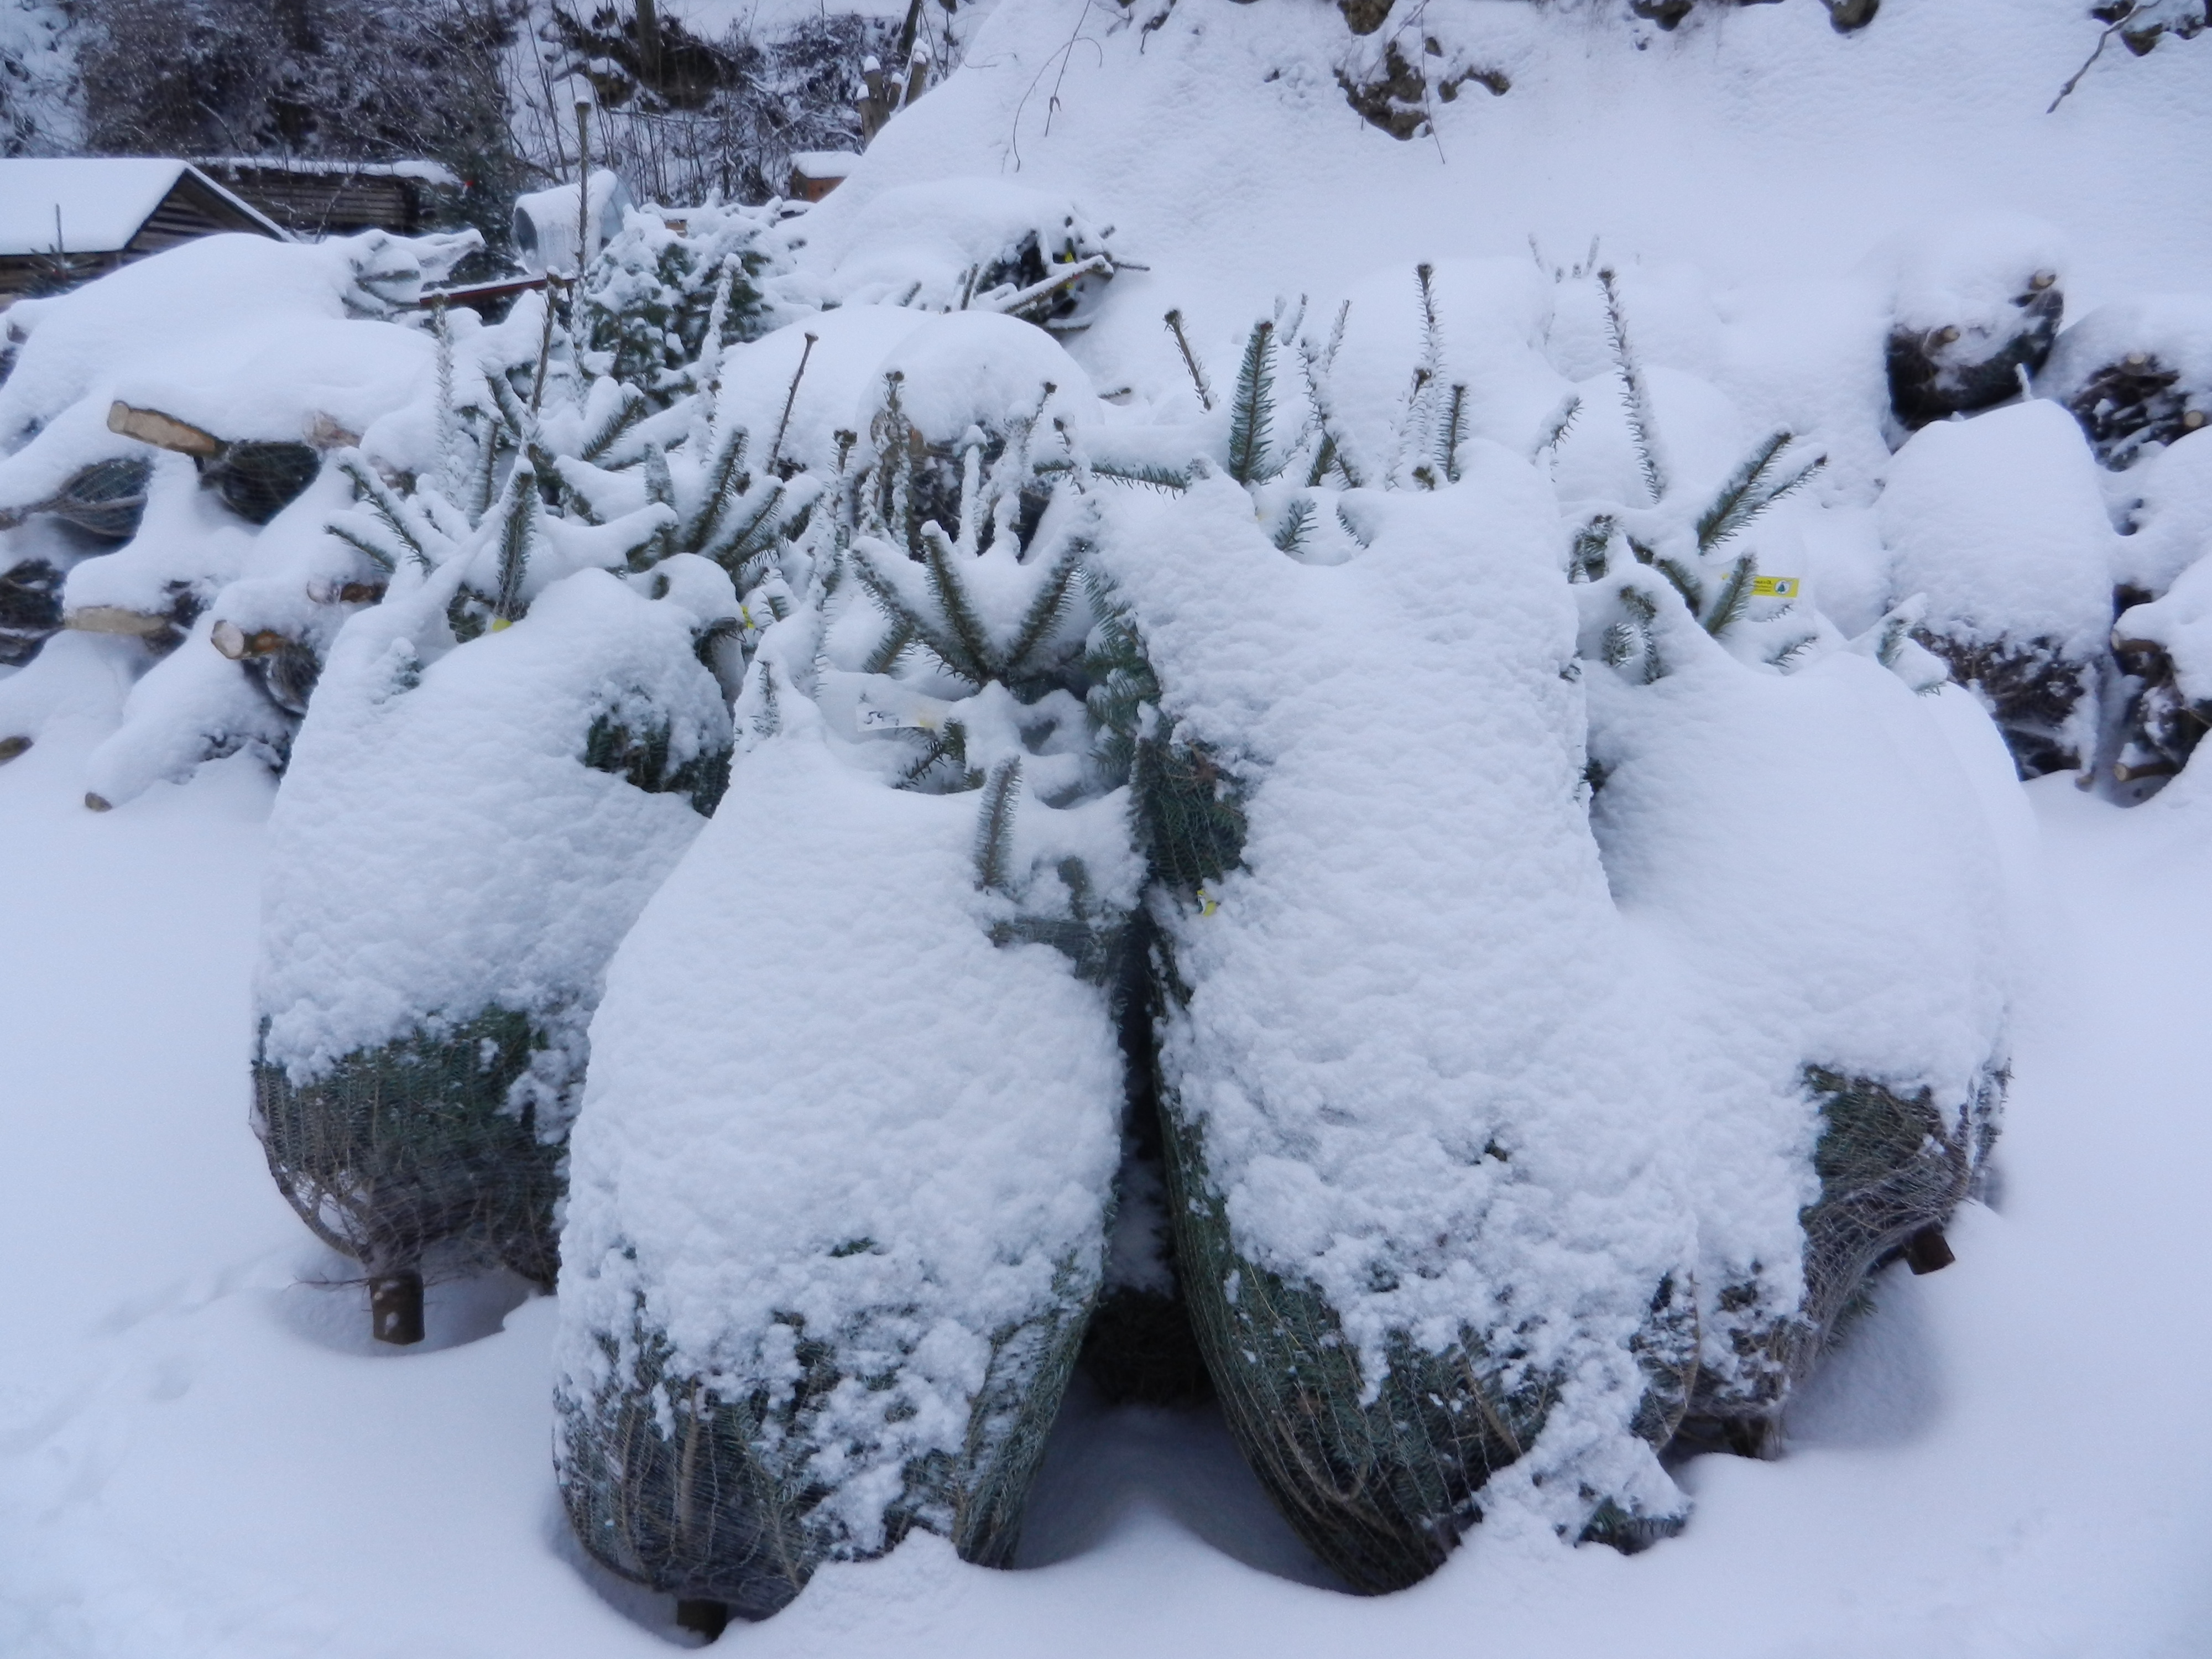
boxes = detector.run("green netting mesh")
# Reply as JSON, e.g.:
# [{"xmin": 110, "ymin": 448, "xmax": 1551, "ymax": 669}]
[
  {"xmin": 253, "ymin": 1006, "xmax": 566, "ymax": 1292},
  {"xmin": 557, "ymin": 1271, "xmax": 1094, "ymax": 1621},
  {"xmin": 1157, "ymin": 1095, "xmax": 1697, "ymax": 1592},
  {"xmin": 0, "ymin": 456, "xmax": 153, "ymax": 541},
  {"xmin": 1684, "ymin": 1064, "xmax": 2002, "ymax": 1454},
  {"xmin": 203, "ymin": 441, "xmax": 322, "ymax": 525},
  {"xmin": 255, "ymin": 706, "xmax": 722, "ymax": 1330},
  {"xmin": 0, "ymin": 557, "xmax": 62, "ymax": 667},
  {"xmin": 1116, "ymin": 683, "xmax": 1695, "ymax": 1587}
]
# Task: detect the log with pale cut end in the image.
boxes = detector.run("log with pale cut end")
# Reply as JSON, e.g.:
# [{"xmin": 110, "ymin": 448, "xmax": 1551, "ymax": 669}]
[
  {"xmin": 107, "ymin": 400, "xmax": 221, "ymax": 457},
  {"xmin": 65, "ymin": 605, "xmax": 178, "ymax": 639},
  {"xmin": 106, "ymin": 401, "xmax": 324, "ymax": 525}
]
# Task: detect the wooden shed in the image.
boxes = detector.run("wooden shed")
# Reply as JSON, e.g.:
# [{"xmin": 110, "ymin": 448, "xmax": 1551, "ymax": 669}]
[
  {"xmin": 191, "ymin": 158, "xmax": 460, "ymax": 240},
  {"xmin": 0, "ymin": 159, "xmax": 289, "ymax": 303}
]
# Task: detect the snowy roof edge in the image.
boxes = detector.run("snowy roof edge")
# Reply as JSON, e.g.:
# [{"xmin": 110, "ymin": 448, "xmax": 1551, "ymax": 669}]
[{"xmin": 0, "ymin": 158, "xmax": 293, "ymax": 257}]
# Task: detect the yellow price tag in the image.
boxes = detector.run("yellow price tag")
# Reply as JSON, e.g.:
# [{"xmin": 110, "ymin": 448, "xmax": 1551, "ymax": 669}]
[{"xmin": 1751, "ymin": 576, "xmax": 1801, "ymax": 599}]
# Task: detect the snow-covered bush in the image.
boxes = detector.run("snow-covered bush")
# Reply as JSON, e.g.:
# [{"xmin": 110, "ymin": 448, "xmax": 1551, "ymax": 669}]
[{"xmin": 555, "ymin": 311, "xmax": 1132, "ymax": 1620}]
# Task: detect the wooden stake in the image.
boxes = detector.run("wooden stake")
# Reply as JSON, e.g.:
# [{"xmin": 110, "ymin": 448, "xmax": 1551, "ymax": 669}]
[
  {"xmin": 1905, "ymin": 1224, "xmax": 1955, "ymax": 1275},
  {"xmin": 369, "ymin": 1270, "xmax": 426, "ymax": 1344},
  {"xmin": 675, "ymin": 1599, "xmax": 729, "ymax": 1641}
]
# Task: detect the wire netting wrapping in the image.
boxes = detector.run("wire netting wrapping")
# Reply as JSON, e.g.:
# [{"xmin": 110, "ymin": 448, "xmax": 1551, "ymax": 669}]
[
  {"xmin": 553, "ymin": 314, "xmax": 1132, "ymax": 1620},
  {"xmin": 254, "ymin": 1008, "xmax": 567, "ymax": 1289},
  {"xmin": 253, "ymin": 560, "xmax": 734, "ymax": 1328},
  {"xmin": 1909, "ymin": 631, "xmax": 2096, "ymax": 779},
  {"xmin": 1131, "ymin": 724, "xmax": 1695, "ymax": 1590},
  {"xmin": 1685, "ymin": 1065, "xmax": 2004, "ymax": 1451},
  {"xmin": 1160, "ymin": 1100, "xmax": 1698, "ymax": 1592},
  {"xmin": 558, "ymin": 1271, "xmax": 1095, "ymax": 1620}
]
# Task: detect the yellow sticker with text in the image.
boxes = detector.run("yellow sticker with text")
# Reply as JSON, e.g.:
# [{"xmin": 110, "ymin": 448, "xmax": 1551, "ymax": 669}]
[{"xmin": 1751, "ymin": 576, "xmax": 1801, "ymax": 599}]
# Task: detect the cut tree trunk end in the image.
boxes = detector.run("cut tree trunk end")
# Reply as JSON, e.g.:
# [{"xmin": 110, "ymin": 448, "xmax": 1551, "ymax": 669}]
[
  {"xmin": 675, "ymin": 1599, "xmax": 729, "ymax": 1641},
  {"xmin": 369, "ymin": 1270, "xmax": 426, "ymax": 1344},
  {"xmin": 1905, "ymin": 1224, "xmax": 1955, "ymax": 1275}
]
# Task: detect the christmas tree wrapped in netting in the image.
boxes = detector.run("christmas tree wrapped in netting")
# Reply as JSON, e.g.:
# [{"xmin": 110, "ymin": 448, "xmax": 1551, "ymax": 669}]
[
  {"xmin": 1553, "ymin": 262, "xmax": 2017, "ymax": 1453},
  {"xmin": 1575, "ymin": 559, "xmax": 2016, "ymax": 1454},
  {"xmin": 249, "ymin": 270, "xmax": 781, "ymax": 1340},
  {"xmin": 253, "ymin": 517, "xmax": 737, "ymax": 1336},
  {"xmin": 554, "ymin": 310, "xmax": 1134, "ymax": 1626},
  {"xmin": 1081, "ymin": 296, "xmax": 1703, "ymax": 1589}
]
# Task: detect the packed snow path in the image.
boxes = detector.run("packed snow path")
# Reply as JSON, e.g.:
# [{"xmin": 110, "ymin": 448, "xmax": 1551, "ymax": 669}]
[{"xmin": 0, "ymin": 721, "xmax": 2203, "ymax": 1657}]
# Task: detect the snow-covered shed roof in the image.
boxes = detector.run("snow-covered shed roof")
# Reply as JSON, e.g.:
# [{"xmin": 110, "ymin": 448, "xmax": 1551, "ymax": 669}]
[{"xmin": 0, "ymin": 159, "xmax": 288, "ymax": 258}]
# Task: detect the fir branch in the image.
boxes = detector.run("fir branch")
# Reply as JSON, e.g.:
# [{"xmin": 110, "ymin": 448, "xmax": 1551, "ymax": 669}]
[
  {"xmin": 1164, "ymin": 309, "xmax": 1216, "ymax": 411},
  {"xmin": 1534, "ymin": 394, "xmax": 1581, "ymax": 461},
  {"xmin": 639, "ymin": 443, "xmax": 677, "ymax": 568},
  {"xmin": 1653, "ymin": 556, "xmax": 1704, "ymax": 618},
  {"xmin": 973, "ymin": 756, "xmax": 1023, "ymax": 892},
  {"xmin": 432, "ymin": 305, "xmax": 462, "ymax": 504},
  {"xmin": 696, "ymin": 253, "xmax": 739, "ymax": 397},
  {"xmin": 698, "ymin": 478, "xmax": 783, "ymax": 572},
  {"xmin": 336, "ymin": 456, "xmax": 427, "ymax": 564},
  {"xmin": 1569, "ymin": 513, "xmax": 1615, "ymax": 582},
  {"xmin": 752, "ymin": 660, "xmax": 781, "ymax": 737},
  {"xmin": 1005, "ymin": 539, "xmax": 1086, "ymax": 679},
  {"xmin": 1695, "ymin": 431, "xmax": 1826, "ymax": 551},
  {"xmin": 1703, "ymin": 553, "xmax": 1755, "ymax": 637},
  {"xmin": 1227, "ymin": 319, "xmax": 1277, "ymax": 485},
  {"xmin": 1272, "ymin": 496, "xmax": 1317, "ymax": 556},
  {"xmin": 1617, "ymin": 585, "xmax": 1662, "ymax": 683},
  {"xmin": 1767, "ymin": 630, "xmax": 1818, "ymax": 670},
  {"xmin": 325, "ymin": 520, "xmax": 400, "ymax": 574},
  {"xmin": 848, "ymin": 545, "xmax": 945, "ymax": 667},
  {"xmin": 689, "ymin": 421, "xmax": 751, "ymax": 551},
  {"xmin": 579, "ymin": 383, "xmax": 651, "ymax": 462},
  {"xmin": 862, "ymin": 615, "xmax": 915, "ymax": 676},
  {"xmin": 1437, "ymin": 382, "xmax": 1467, "ymax": 485},
  {"xmin": 920, "ymin": 521, "xmax": 997, "ymax": 681},
  {"xmin": 1598, "ymin": 267, "xmax": 1666, "ymax": 504},
  {"xmin": 1086, "ymin": 458, "xmax": 1192, "ymax": 492},
  {"xmin": 492, "ymin": 465, "xmax": 538, "ymax": 623},
  {"xmin": 484, "ymin": 369, "xmax": 536, "ymax": 449}
]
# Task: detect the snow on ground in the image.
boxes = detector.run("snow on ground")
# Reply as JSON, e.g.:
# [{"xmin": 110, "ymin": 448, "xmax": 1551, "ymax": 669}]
[
  {"xmin": 2, "ymin": 0, "xmax": 2210, "ymax": 1652},
  {"xmin": 2, "ymin": 712, "xmax": 2208, "ymax": 1656}
]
